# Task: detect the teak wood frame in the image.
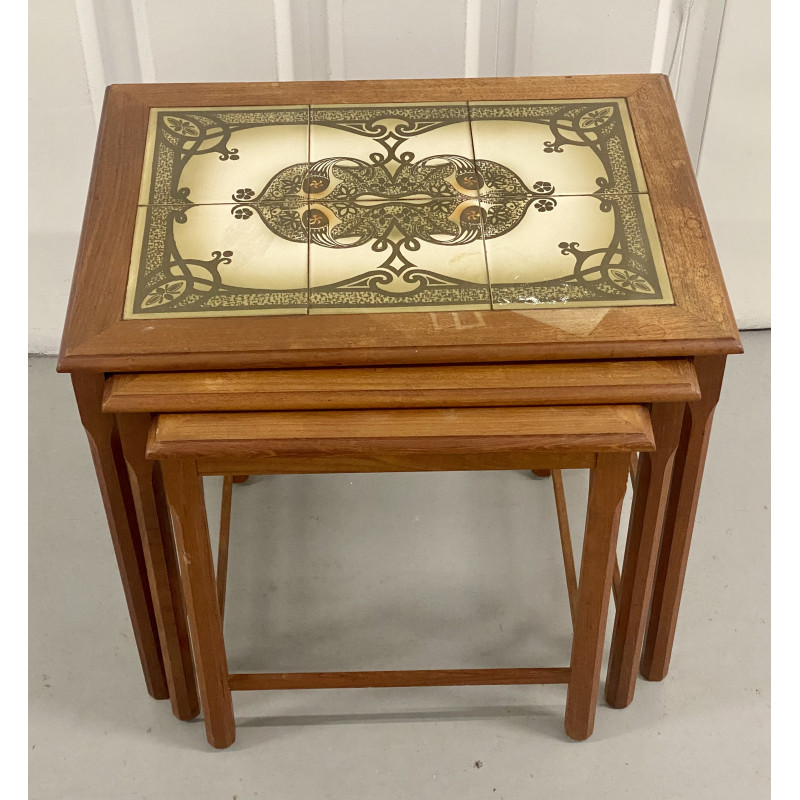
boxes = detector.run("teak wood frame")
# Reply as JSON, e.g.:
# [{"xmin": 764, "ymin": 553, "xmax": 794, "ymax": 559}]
[
  {"xmin": 58, "ymin": 75, "xmax": 741, "ymax": 373},
  {"xmin": 60, "ymin": 75, "xmax": 739, "ymax": 727},
  {"xmin": 103, "ymin": 360, "xmax": 701, "ymax": 413},
  {"xmin": 150, "ymin": 404, "xmax": 654, "ymax": 748}
]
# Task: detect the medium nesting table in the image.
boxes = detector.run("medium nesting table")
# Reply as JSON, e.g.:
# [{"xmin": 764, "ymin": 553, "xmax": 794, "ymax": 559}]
[{"xmin": 58, "ymin": 75, "xmax": 741, "ymax": 737}]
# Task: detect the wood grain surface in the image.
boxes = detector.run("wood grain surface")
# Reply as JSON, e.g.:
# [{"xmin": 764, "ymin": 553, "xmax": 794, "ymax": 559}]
[
  {"xmin": 161, "ymin": 458, "xmax": 235, "ymax": 749},
  {"xmin": 605, "ymin": 402, "xmax": 685, "ymax": 708},
  {"xmin": 70, "ymin": 373, "xmax": 168, "ymax": 699},
  {"xmin": 192, "ymin": 452, "xmax": 599, "ymax": 476},
  {"xmin": 103, "ymin": 359, "xmax": 700, "ymax": 412},
  {"xmin": 146, "ymin": 405, "xmax": 655, "ymax": 460},
  {"xmin": 564, "ymin": 452, "xmax": 629, "ymax": 741},
  {"xmin": 117, "ymin": 413, "xmax": 200, "ymax": 721},
  {"xmin": 228, "ymin": 668, "xmax": 571, "ymax": 691},
  {"xmin": 641, "ymin": 355, "xmax": 728, "ymax": 681},
  {"xmin": 58, "ymin": 75, "xmax": 741, "ymax": 374}
]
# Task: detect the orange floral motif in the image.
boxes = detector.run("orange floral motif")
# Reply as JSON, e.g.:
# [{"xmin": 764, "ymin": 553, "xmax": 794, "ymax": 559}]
[
  {"xmin": 460, "ymin": 207, "xmax": 484, "ymax": 225},
  {"xmin": 305, "ymin": 210, "xmax": 328, "ymax": 229}
]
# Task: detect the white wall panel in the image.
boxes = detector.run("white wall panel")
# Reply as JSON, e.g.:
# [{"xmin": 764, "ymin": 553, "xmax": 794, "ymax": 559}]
[
  {"xmin": 27, "ymin": 0, "xmax": 768, "ymax": 352},
  {"xmin": 143, "ymin": 0, "xmax": 280, "ymax": 83},
  {"xmin": 289, "ymin": 0, "xmax": 333, "ymax": 81},
  {"xmin": 337, "ymin": 0, "xmax": 469, "ymax": 80},
  {"xmin": 90, "ymin": 0, "xmax": 148, "ymax": 86},
  {"xmin": 527, "ymin": 0, "xmax": 661, "ymax": 75},
  {"xmin": 29, "ymin": 0, "xmax": 98, "ymax": 353},
  {"xmin": 470, "ymin": 0, "xmax": 520, "ymax": 77},
  {"xmin": 697, "ymin": 0, "xmax": 770, "ymax": 328},
  {"xmin": 654, "ymin": 0, "xmax": 727, "ymax": 166}
]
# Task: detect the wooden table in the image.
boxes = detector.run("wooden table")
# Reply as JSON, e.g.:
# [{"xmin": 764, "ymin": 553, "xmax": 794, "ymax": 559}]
[{"xmin": 58, "ymin": 75, "xmax": 741, "ymax": 722}]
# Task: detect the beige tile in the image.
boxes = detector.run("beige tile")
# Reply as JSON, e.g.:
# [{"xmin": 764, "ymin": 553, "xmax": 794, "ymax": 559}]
[
  {"xmin": 307, "ymin": 103, "xmax": 488, "ymax": 313},
  {"xmin": 468, "ymin": 99, "xmax": 646, "ymax": 196},
  {"xmin": 482, "ymin": 193, "xmax": 671, "ymax": 308},
  {"xmin": 308, "ymin": 197, "xmax": 490, "ymax": 313},
  {"xmin": 138, "ymin": 106, "xmax": 309, "ymax": 205},
  {"xmin": 309, "ymin": 103, "xmax": 479, "ymax": 205},
  {"xmin": 124, "ymin": 202, "xmax": 309, "ymax": 319}
]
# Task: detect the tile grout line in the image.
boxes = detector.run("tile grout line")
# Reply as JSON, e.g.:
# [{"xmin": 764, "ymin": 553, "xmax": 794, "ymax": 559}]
[
  {"xmin": 135, "ymin": 190, "xmax": 654, "ymax": 210},
  {"xmin": 306, "ymin": 105, "xmax": 311, "ymax": 315},
  {"xmin": 466, "ymin": 101, "xmax": 494, "ymax": 310}
]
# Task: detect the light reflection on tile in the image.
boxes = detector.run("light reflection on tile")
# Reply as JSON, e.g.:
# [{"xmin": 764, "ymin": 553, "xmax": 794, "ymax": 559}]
[{"xmin": 482, "ymin": 193, "xmax": 671, "ymax": 309}]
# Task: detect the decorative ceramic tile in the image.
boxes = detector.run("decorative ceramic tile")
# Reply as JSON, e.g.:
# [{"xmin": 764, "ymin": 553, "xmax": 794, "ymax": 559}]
[
  {"xmin": 468, "ymin": 99, "xmax": 647, "ymax": 197},
  {"xmin": 124, "ymin": 202, "xmax": 308, "ymax": 318},
  {"xmin": 307, "ymin": 196, "xmax": 490, "ymax": 314},
  {"xmin": 306, "ymin": 103, "xmax": 487, "ymax": 312},
  {"xmin": 125, "ymin": 99, "xmax": 669, "ymax": 318},
  {"xmin": 309, "ymin": 103, "xmax": 479, "ymax": 203},
  {"xmin": 482, "ymin": 192, "xmax": 671, "ymax": 308},
  {"xmin": 138, "ymin": 106, "xmax": 309, "ymax": 205}
]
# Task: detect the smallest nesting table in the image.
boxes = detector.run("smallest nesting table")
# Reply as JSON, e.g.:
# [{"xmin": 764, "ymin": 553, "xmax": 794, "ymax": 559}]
[
  {"xmin": 60, "ymin": 75, "xmax": 741, "ymax": 740},
  {"xmin": 149, "ymin": 404, "xmax": 654, "ymax": 747}
]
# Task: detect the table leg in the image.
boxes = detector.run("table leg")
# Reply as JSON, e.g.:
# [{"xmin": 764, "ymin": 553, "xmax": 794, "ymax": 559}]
[
  {"xmin": 565, "ymin": 452, "xmax": 629, "ymax": 741},
  {"xmin": 117, "ymin": 414, "xmax": 200, "ymax": 720},
  {"xmin": 71, "ymin": 373, "xmax": 168, "ymax": 699},
  {"xmin": 605, "ymin": 402, "xmax": 684, "ymax": 708},
  {"xmin": 162, "ymin": 458, "xmax": 236, "ymax": 749},
  {"xmin": 640, "ymin": 355, "xmax": 727, "ymax": 681}
]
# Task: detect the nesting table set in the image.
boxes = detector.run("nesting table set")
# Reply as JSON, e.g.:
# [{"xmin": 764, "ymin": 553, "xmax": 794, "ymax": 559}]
[{"xmin": 58, "ymin": 75, "xmax": 741, "ymax": 748}]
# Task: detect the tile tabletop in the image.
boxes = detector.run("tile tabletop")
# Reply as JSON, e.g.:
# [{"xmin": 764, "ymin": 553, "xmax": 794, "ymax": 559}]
[{"xmin": 126, "ymin": 99, "xmax": 671, "ymax": 318}]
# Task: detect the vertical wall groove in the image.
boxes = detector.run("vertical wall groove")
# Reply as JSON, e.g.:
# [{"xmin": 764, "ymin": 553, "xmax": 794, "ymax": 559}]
[
  {"xmin": 650, "ymin": 0, "xmax": 676, "ymax": 73},
  {"xmin": 513, "ymin": 0, "xmax": 536, "ymax": 76},
  {"xmin": 326, "ymin": 0, "xmax": 345, "ymax": 80},
  {"xmin": 492, "ymin": 0, "xmax": 502, "ymax": 76},
  {"xmin": 694, "ymin": 0, "xmax": 728, "ymax": 172},
  {"xmin": 464, "ymin": 0, "xmax": 482, "ymax": 78},
  {"xmin": 666, "ymin": 0, "xmax": 727, "ymax": 167},
  {"xmin": 668, "ymin": 0, "xmax": 696, "ymax": 92},
  {"xmin": 130, "ymin": 0, "xmax": 156, "ymax": 83},
  {"xmin": 464, "ymin": 0, "xmax": 483, "ymax": 78},
  {"xmin": 74, "ymin": 0, "xmax": 106, "ymax": 125},
  {"xmin": 272, "ymin": 0, "xmax": 295, "ymax": 81}
]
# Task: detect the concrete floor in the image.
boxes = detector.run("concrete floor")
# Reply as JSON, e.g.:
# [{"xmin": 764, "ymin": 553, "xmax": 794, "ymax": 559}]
[{"xmin": 29, "ymin": 331, "xmax": 769, "ymax": 799}]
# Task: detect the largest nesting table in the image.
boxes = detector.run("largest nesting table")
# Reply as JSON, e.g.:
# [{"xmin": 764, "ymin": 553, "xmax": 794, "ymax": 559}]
[{"xmin": 58, "ymin": 75, "xmax": 741, "ymax": 726}]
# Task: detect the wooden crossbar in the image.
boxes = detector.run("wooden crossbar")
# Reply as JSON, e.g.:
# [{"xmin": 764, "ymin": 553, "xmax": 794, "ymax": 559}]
[{"xmin": 228, "ymin": 667, "xmax": 571, "ymax": 691}]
